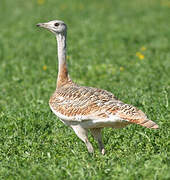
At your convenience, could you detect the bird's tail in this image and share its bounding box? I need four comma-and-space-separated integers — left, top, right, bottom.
116, 106, 159, 129
138, 119, 159, 129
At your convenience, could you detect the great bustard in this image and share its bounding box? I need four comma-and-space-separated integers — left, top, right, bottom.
37, 20, 158, 154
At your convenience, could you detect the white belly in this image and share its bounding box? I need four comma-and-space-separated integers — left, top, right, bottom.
50, 104, 130, 129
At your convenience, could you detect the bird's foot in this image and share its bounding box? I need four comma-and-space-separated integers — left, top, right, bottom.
101, 148, 105, 155
87, 145, 94, 154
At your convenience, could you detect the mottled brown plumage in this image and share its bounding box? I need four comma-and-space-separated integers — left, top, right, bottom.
49, 84, 158, 129
37, 20, 159, 154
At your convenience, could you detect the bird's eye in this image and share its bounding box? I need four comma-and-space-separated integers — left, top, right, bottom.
54, 23, 59, 27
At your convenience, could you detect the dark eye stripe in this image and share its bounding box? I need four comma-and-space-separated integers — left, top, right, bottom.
54, 23, 59, 26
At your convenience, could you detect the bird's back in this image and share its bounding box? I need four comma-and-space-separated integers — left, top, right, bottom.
49, 84, 117, 120
49, 84, 158, 129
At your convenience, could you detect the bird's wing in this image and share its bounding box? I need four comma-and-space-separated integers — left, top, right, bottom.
49, 85, 117, 121
49, 85, 158, 128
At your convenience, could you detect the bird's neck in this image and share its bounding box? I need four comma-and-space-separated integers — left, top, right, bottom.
56, 33, 70, 88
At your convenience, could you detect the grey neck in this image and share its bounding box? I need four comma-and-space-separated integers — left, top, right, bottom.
55, 32, 71, 88
56, 32, 67, 74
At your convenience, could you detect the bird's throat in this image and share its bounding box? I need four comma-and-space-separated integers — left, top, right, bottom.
56, 33, 69, 88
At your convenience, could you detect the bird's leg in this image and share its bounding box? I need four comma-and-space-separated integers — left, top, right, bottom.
71, 125, 94, 153
90, 128, 105, 155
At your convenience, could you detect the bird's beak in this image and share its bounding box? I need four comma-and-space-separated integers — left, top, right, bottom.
36, 23, 48, 29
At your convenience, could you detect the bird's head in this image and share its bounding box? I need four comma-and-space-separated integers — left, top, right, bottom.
36, 20, 67, 35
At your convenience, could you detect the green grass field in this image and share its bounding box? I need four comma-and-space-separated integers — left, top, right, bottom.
0, 0, 170, 179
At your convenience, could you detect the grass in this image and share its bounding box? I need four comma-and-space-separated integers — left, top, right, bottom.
0, 0, 170, 179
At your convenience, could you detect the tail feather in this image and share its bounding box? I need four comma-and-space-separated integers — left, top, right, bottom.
116, 107, 159, 129
139, 119, 159, 129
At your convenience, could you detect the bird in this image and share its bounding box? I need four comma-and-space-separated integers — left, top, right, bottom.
36, 20, 159, 154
